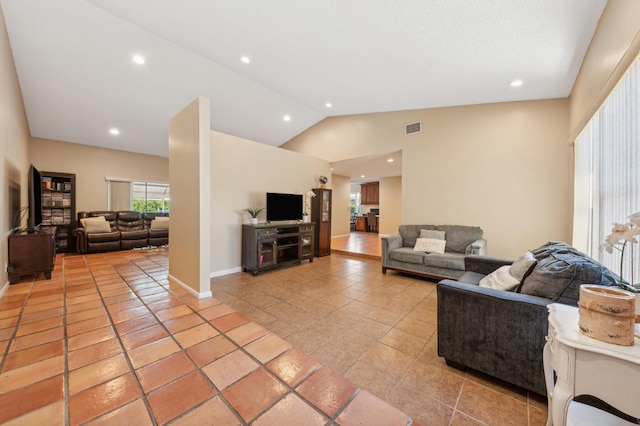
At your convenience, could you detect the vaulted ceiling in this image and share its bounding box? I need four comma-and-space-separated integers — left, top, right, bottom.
2, 0, 606, 160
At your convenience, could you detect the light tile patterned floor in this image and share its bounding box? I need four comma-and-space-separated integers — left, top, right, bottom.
0, 248, 412, 425
0, 241, 549, 425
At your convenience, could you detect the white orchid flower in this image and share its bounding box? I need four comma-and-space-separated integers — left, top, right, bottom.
600, 237, 617, 253
628, 211, 640, 227
609, 223, 639, 244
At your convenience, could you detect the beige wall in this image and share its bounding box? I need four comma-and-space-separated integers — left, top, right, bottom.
379, 176, 402, 236
330, 174, 351, 237
569, 0, 640, 139
1, 4, 30, 294
284, 99, 570, 258
211, 131, 331, 274
168, 97, 211, 298
29, 138, 168, 213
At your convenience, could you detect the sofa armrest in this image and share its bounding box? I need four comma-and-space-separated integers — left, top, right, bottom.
72, 227, 88, 253
381, 234, 403, 267
437, 279, 550, 395
465, 238, 487, 255
464, 254, 514, 275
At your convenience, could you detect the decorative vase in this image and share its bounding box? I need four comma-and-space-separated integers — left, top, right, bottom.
251, 217, 258, 225
303, 215, 310, 223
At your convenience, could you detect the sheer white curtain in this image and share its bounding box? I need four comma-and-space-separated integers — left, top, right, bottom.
573, 55, 640, 283
107, 180, 132, 211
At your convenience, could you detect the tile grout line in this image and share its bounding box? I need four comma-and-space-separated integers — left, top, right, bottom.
62, 255, 70, 426
82, 253, 159, 425
116, 254, 357, 424
0, 278, 35, 375
101, 252, 249, 425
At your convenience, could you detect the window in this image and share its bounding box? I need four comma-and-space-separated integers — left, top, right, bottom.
106, 179, 170, 212
573, 55, 640, 282
133, 182, 170, 212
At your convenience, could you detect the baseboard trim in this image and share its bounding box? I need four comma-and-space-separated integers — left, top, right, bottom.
210, 267, 242, 278
0, 281, 9, 299
167, 273, 212, 299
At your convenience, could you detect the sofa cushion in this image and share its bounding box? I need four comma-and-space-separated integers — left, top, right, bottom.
399, 225, 436, 248
457, 271, 486, 285
87, 231, 121, 243
423, 252, 465, 270
520, 241, 617, 305
435, 225, 483, 253
413, 238, 446, 253
479, 265, 520, 291
389, 247, 426, 265
419, 229, 445, 240
509, 251, 537, 281
150, 218, 170, 229
81, 216, 111, 233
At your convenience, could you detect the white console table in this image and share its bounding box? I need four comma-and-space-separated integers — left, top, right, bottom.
544, 303, 640, 426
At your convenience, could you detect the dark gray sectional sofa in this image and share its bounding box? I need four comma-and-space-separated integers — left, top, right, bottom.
436, 241, 620, 396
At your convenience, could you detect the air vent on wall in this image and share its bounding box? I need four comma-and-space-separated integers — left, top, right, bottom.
405, 121, 421, 135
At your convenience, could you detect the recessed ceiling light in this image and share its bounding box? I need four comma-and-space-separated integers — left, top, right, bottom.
387, 158, 394, 163
325, 102, 332, 108
109, 128, 120, 135
241, 56, 251, 64
132, 55, 145, 65
360, 175, 365, 178
283, 115, 291, 122
510, 79, 523, 87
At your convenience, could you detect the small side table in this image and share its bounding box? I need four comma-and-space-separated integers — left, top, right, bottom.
544, 303, 640, 425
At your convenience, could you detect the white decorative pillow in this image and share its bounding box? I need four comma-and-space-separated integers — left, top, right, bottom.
509, 251, 537, 281
80, 216, 111, 233
419, 229, 445, 240
154, 216, 169, 221
479, 265, 520, 291
150, 218, 169, 229
413, 237, 446, 254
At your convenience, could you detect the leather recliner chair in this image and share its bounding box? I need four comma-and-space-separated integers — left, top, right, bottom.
74, 211, 120, 253
118, 211, 149, 250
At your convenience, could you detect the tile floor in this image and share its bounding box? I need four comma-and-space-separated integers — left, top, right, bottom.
0, 244, 549, 425
0, 248, 412, 425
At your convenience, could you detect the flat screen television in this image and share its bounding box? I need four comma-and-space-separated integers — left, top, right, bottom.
28, 164, 42, 230
266, 192, 303, 222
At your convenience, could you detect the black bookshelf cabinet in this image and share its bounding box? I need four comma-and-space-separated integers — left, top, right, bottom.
39, 171, 76, 252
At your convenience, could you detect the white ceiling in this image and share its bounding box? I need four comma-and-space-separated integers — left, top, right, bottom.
2, 0, 606, 175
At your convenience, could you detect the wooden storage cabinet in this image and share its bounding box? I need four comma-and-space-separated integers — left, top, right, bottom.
360, 182, 379, 205
8, 230, 56, 284
242, 223, 314, 275
40, 171, 76, 252
311, 188, 332, 257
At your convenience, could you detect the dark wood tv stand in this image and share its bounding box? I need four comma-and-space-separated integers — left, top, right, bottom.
8, 229, 56, 284
241, 222, 314, 275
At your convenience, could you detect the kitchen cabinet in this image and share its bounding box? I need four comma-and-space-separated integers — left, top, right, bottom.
360, 182, 379, 205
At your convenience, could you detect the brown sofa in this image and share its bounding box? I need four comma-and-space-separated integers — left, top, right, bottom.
72, 211, 168, 253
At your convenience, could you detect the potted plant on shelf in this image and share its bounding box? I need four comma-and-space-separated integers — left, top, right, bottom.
243, 207, 264, 225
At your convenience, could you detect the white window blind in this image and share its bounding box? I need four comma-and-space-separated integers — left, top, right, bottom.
573, 55, 640, 284
107, 180, 132, 211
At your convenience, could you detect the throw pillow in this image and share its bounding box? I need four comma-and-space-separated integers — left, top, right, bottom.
509, 251, 537, 281
150, 218, 170, 229
419, 229, 445, 240
413, 237, 446, 254
479, 265, 520, 291
80, 216, 111, 233
154, 216, 169, 221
